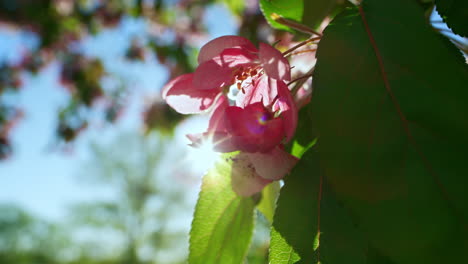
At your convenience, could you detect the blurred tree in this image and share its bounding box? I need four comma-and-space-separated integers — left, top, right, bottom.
69, 131, 191, 264
0, 204, 69, 264
0, 0, 239, 158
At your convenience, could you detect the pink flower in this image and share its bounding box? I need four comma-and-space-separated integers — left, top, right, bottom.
188, 81, 298, 196
162, 35, 291, 113
189, 80, 297, 154
162, 35, 299, 196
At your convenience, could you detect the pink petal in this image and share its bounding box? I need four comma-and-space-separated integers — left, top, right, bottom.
187, 131, 237, 153
193, 60, 233, 90
230, 153, 272, 197
162, 74, 220, 114
207, 96, 229, 132
210, 132, 237, 153
217, 47, 258, 67
236, 75, 278, 108
198, 35, 257, 64
246, 146, 298, 181
259, 43, 291, 81
194, 48, 257, 90
295, 84, 312, 109
225, 103, 285, 153
273, 80, 298, 141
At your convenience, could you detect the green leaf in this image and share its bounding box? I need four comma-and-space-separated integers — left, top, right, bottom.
302, 0, 347, 30
259, 0, 304, 32
436, 0, 468, 37
189, 154, 256, 264
270, 228, 300, 264
271, 149, 368, 264
308, 0, 468, 262
257, 181, 280, 223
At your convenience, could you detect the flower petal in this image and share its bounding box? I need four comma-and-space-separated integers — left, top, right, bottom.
230, 153, 272, 197
273, 80, 298, 141
198, 35, 257, 64
225, 103, 285, 153
207, 95, 229, 132
194, 48, 257, 90
245, 146, 298, 181
193, 59, 233, 90
187, 131, 237, 153
236, 76, 278, 107
259, 43, 291, 81
162, 74, 219, 114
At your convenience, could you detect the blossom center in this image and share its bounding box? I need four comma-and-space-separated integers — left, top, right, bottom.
232, 66, 262, 94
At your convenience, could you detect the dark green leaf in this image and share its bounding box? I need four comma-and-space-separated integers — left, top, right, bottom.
189, 154, 256, 264
259, 0, 304, 32
302, 0, 347, 30
271, 149, 368, 264
436, 0, 468, 37
309, 0, 468, 262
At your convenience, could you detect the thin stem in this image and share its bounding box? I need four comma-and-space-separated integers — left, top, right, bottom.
286, 48, 317, 57
288, 72, 314, 86
289, 66, 315, 97
282, 37, 321, 56
271, 13, 322, 37
272, 39, 282, 47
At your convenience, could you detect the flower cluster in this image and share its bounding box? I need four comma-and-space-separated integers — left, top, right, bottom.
162, 36, 299, 196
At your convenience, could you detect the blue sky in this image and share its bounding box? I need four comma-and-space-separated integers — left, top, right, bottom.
0, 3, 237, 221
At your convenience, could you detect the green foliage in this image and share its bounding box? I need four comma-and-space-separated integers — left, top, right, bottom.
302, 0, 347, 30
271, 150, 368, 264
269, 228, 300, 264
257, 181, 280, 223
436, 0, 468, 37
270, 0, 468, 263
189, 154, 256, 264
259, 0, 304, 31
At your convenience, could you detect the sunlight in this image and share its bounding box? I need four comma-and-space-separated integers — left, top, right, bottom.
186, 140, 220, 175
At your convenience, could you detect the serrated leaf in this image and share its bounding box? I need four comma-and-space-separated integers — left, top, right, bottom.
259, 0, 304, 32
436, 0, 468, 37
309, 0, 468, 262
270, 228, 300, 264
189, 154, 255, 264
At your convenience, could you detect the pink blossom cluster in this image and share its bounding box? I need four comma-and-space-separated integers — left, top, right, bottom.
162, 36, 299, 196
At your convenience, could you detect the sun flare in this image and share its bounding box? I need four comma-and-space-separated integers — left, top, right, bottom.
186, 141, 220, 174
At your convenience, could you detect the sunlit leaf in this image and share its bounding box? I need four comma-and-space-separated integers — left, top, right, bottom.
270, 228, 300, 264
257, 181, 280, 223
259, 0, 303, 32
189, 154, 256, 264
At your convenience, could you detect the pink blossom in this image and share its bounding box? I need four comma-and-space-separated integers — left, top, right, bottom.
162, 35, 291, 113
188, 80, 297, 154
187, 81, 298, 196
162, 35, 299, 196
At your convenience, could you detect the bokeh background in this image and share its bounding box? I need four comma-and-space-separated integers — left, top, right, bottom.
0, 1, 465, 264
0, 1, 273, 263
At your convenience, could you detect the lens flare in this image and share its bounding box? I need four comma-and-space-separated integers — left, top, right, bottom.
186, 140, 220, 174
